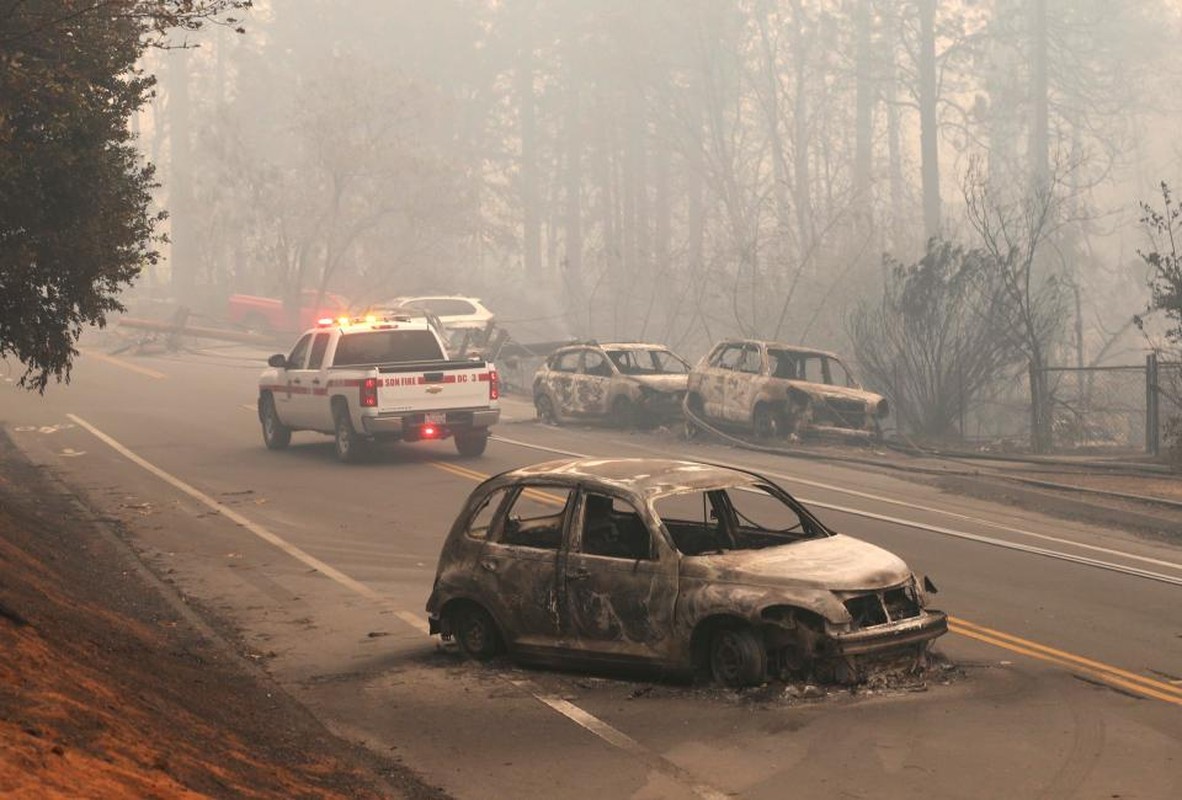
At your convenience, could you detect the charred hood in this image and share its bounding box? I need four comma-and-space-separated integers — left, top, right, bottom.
680, 534, 911, 591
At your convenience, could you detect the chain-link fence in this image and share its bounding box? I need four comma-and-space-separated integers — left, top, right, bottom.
948, 357, 1179, 456
1043, 365, 1147, 452
1151, 359, 1182, 459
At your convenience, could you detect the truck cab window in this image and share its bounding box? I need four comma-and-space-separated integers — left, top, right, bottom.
307, 333, 330, 370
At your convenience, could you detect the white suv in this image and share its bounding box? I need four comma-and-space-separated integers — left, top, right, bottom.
379, 296, 494, 331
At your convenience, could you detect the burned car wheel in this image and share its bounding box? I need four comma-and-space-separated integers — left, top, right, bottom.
709, 626, 767, 687
611, 397, 637, 429
753, 404, 781, 440
683, 394, 706, 439
534, 393, 561, 425
451, 604, 502, 660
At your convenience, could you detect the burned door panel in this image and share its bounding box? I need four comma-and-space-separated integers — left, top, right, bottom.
473, 484, 573, 651
547, 349, 582, 416
723, 344, 764, 425
561, 492, 679, 661
566, 350, 612, 417
702, 344, 741, 420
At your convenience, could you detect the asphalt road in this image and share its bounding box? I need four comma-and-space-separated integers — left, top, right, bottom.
3, 342, 1180, 800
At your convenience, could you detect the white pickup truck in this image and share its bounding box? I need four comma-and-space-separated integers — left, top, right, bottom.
257, 316, 500, 462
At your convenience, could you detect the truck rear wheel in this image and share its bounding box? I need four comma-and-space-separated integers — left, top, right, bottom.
333, 405, 367, 463
454, 429, 488, 457
260, 395, 291, 450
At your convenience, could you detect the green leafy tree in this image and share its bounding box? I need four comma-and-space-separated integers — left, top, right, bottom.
0, 1, 248, 392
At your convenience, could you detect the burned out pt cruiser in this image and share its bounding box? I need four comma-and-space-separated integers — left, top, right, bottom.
426, 458, 946, 686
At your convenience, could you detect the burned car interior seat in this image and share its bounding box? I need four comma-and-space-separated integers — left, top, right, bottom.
582, 494, 649, 560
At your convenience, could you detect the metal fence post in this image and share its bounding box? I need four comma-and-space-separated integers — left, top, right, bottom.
1146, 353, 1159, 455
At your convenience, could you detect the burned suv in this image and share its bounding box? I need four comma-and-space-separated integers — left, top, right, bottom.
685, 339, 889, 439
426, 458, 947, 686
533, 342, 690, 428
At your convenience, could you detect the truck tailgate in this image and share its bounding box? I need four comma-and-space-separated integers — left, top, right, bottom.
376, 360, 494, 412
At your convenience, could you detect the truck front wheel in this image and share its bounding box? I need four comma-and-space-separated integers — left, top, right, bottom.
260, 395, 291, 450
333, 405, 367, 463
454, 429, 489, 457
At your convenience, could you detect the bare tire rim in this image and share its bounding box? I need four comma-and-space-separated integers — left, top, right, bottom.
712, 632, 745, 683
754, 408, 778, 439
461, 618, 488, 653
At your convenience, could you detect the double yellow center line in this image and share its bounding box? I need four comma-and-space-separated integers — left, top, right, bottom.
431, 459, 1182, 707
949, 617, 1182, 706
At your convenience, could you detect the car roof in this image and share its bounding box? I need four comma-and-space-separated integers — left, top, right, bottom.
387, 295, 483, 304
598, 342, 672, 350
555, 341, 671, 352
500, 458, 761, 499
715, 339, 842, 360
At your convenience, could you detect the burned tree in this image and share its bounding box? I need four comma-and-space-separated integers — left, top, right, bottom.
1138, 181, 1182, 467
848, 239, 1021, 440
962, 157, 1071, 453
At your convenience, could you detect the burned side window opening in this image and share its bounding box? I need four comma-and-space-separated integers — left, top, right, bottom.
464, 486, 513, 541
654, 484, 827, 556
496, 485, 573, 551
552, 351, 581, 372
606, 348, 689, 376
578, 493, 653, 560
801, 356, 825, 384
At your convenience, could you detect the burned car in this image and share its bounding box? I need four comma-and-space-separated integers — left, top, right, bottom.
533, 342, 690, 428
426, 458, 946, 686
685, 339, 889, 440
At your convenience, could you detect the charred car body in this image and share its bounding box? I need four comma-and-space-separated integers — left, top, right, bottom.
685, 339, 889, 440
533, 342, 691, 428
426, 458, 946, 686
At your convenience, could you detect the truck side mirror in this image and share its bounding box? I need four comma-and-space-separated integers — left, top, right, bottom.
267, 354, 287, 369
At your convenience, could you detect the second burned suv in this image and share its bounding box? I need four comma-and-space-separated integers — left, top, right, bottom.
685, 339, 889, 440
533, 342, 691, 428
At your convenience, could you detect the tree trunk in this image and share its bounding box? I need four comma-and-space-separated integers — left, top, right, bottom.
756, 5, 792, 243
518, 48, 541, 278
1028, 357, 1052, 453
918, 0, 941, 240
563, 79, 584, 322
788, 0, 812, 263
1029, 0, 1049, 191
853, 0, 874, 235
167, 48, 196, 297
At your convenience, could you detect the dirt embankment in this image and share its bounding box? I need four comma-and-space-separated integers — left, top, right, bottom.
0, 433, 419, 799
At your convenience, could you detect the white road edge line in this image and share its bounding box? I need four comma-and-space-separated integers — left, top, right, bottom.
490, 433, 1182, 583
506, 679, 731, 800
67, 413, 727, 800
